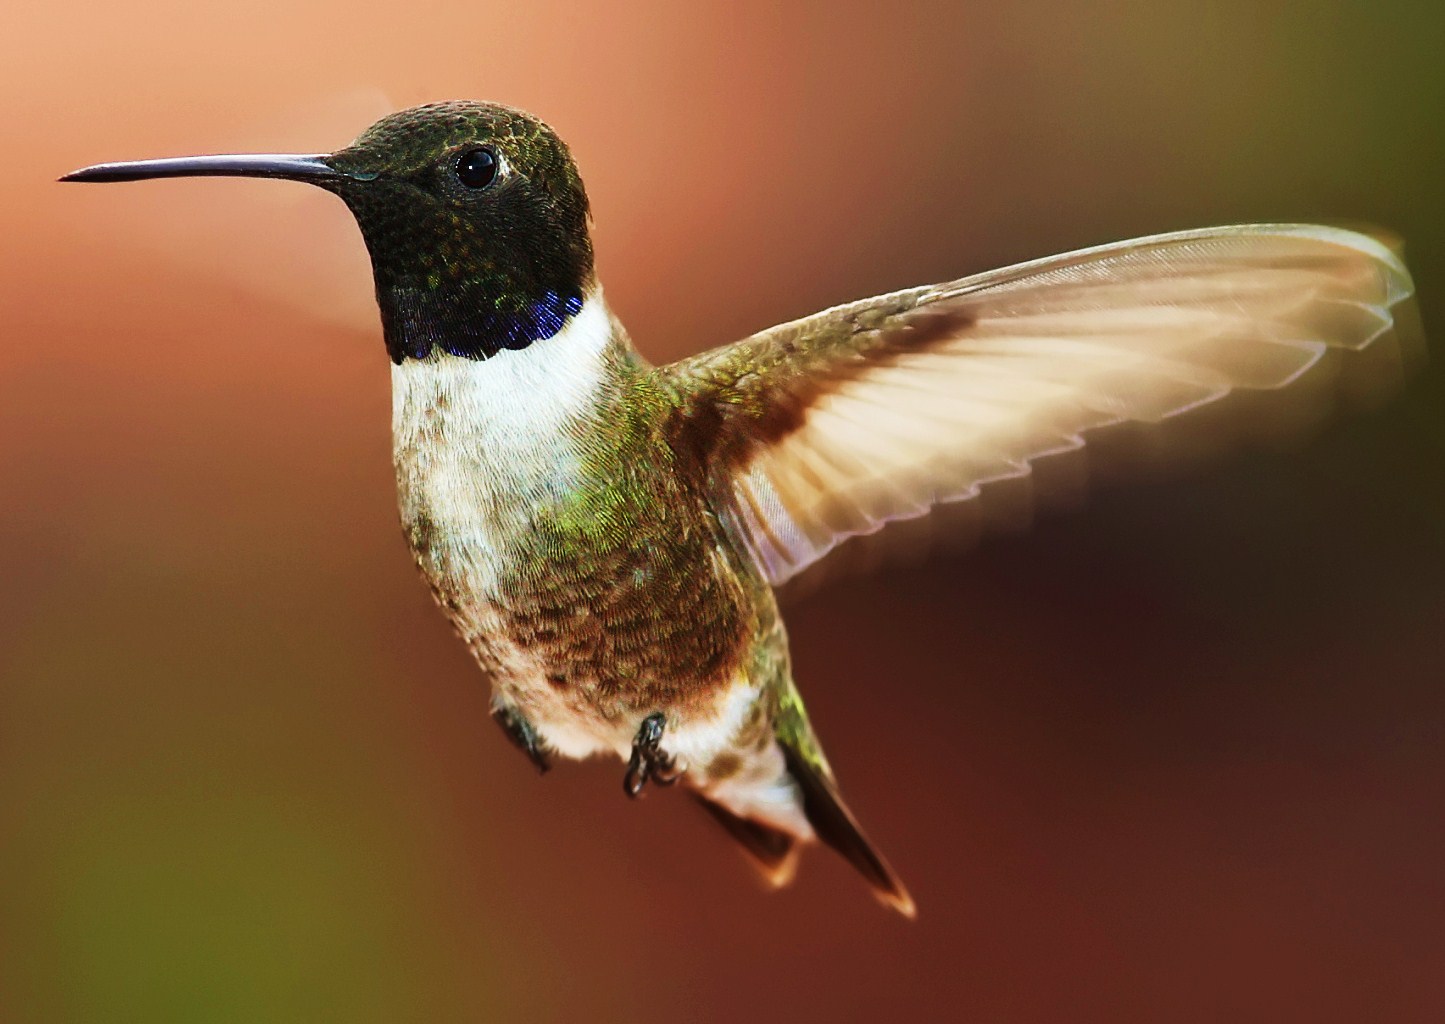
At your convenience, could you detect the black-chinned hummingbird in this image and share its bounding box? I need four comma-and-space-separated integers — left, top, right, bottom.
63, 101, 1421, 917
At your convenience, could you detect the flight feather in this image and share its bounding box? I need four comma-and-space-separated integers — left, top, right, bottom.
661, 224, 1419, 585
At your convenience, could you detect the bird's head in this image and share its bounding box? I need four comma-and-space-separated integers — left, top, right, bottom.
63, 101, 596, 362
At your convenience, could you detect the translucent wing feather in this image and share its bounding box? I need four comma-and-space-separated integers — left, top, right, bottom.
659, 225, 1421, 586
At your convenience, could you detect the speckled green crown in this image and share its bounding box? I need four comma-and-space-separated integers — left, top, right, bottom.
326, 101, 595, 362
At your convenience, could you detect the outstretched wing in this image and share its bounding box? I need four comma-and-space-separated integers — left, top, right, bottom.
659, 225, 1420, 586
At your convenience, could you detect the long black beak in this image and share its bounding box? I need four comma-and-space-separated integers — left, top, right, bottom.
59, 153, 344, 184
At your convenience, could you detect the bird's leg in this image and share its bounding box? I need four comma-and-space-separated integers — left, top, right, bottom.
624, 712, 679, 797
491, 703, 551, 774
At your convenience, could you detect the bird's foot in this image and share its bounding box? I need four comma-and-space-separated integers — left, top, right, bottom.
492, 704, 551, 775
624, 712, 679, 797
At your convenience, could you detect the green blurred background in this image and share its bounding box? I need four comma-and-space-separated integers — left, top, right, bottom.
3, 1, 1443, 1021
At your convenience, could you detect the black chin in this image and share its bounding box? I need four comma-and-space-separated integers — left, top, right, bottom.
380, 285, 586, 363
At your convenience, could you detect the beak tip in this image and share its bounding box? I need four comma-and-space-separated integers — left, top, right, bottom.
56, 163, 153, 184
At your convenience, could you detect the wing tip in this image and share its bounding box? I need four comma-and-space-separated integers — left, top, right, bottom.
881, 887, 919, 920
1216, 222, 1415, 305
692, 790, 804, 889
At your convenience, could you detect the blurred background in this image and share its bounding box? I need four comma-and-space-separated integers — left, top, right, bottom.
3, 1, 1443, 1020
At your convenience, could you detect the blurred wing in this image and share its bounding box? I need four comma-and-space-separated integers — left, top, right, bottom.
660, 224, 1421, 587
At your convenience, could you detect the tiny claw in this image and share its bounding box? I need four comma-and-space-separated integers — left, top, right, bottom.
623, 712, 676, 798
492, 704, 551, 775
650, 760, 681, 786
623, 759, 648, 798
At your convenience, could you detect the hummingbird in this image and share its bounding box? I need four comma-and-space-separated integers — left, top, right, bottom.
63, 100, 1420, 918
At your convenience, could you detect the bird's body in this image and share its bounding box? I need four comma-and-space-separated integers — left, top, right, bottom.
391, 293, 780, 776
389, 288, 852, 875
63, 100, 1423, 918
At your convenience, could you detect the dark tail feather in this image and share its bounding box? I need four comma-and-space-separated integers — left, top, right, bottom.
780, 743, 917, 919
692, 792, 801, 888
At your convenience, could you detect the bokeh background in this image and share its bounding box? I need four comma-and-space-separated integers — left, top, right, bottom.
3, 1, 1443, 1021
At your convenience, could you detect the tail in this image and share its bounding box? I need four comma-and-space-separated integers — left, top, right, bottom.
692, 703, 915, 918
778, 740, 916, 919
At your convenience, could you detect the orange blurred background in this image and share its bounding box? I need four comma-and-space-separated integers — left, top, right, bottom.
3, 1, 1443, 1021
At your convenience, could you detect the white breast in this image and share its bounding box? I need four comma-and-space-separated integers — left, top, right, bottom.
389, 292, 615, 597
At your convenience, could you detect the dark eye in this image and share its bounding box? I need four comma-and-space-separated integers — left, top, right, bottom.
455, 147, 498, 189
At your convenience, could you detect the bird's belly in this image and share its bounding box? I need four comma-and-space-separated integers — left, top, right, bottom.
415, 526, 762, 763
395, 463, 760, 765
397, 498, 624, 756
